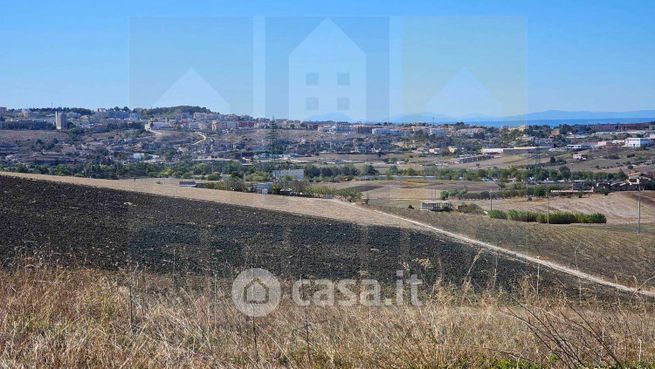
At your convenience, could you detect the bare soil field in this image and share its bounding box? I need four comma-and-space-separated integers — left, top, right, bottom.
2, 172, 649, 297
2, 172, 416, 229
0, 174, 594, 295
446, 153, 542, 169
294, 152, 400, 164
593, 222, 655, 235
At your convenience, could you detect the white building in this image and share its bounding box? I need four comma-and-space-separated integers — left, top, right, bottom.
254, 182, 274, 194
0, 107, 6, 115
625, 137, 652, 148
151, 121, 172, 129
566, 143, 592, 151
429, 127, 447, 136
371, 128, 401, 136
55, 111, 68, 130
481, 148, 504, 155
211, 120, 237, 131
272, 169, 305, 181
420, 201, 452, 212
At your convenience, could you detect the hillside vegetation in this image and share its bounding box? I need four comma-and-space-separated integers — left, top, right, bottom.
1, 266, 654, 368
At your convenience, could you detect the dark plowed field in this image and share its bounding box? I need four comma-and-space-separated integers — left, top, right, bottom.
0, 176, 608, 296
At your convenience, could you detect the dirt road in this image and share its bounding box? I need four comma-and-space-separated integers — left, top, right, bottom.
370, 209, 655, 298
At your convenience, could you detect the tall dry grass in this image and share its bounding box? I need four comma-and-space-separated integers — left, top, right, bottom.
1, 262, 654, 368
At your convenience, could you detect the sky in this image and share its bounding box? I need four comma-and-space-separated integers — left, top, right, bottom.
0, 0, 654, 120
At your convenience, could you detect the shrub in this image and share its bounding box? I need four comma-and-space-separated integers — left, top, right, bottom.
525, 211, 539, 222
457, 203, 484, 214
547, 211, 578, 224
334, 188, 362, 203
589, 213, 607, 223
575, 213, 607, 224
507, 210, 539, 222
488, 210, 507, 219
501, 209, 607, 224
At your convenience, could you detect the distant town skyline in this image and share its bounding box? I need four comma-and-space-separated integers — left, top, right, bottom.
1, 0, 654, 119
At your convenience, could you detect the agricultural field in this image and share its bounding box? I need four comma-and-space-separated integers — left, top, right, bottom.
2, 172, 416, 229
328, 177, 655, 225
2, 174, 655, 367
326, 179, 498, 208
466, 191, 655, 224
0, 174, 590, 294
373, 206, 655, 292
446, 152, 547, 169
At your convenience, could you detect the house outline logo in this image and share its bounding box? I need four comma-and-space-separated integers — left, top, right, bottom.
153, 67, 232, 113
243, 276, 270, 304
232, 268, 281, 317
288, 18, 367, 122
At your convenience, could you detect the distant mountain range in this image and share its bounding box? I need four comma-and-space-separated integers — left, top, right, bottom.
390, 110, 655, 125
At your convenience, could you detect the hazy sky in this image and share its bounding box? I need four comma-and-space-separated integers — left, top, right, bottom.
0, 0, 653, 119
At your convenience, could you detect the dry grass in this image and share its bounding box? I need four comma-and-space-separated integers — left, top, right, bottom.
2, 262, 655, 368
467, 191, 655, 225
375, 206, 655, 293
0, 129, 67, 144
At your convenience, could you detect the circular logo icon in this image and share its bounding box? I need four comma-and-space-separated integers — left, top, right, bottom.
231, 268, 281, 317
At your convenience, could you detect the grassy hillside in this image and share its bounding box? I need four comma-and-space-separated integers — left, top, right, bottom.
1, 266, 654, 368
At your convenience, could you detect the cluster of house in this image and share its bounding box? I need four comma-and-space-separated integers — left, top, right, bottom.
595, 173, 654, 192
470, 136, 653, 163
0, 108, 145, 131
0, 127, 177, 166
549, 173, 655, 194
178, 168, 306, 196
252, 169, 306, 194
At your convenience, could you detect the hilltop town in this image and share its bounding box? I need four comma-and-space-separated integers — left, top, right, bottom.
2, 106, 654, 183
